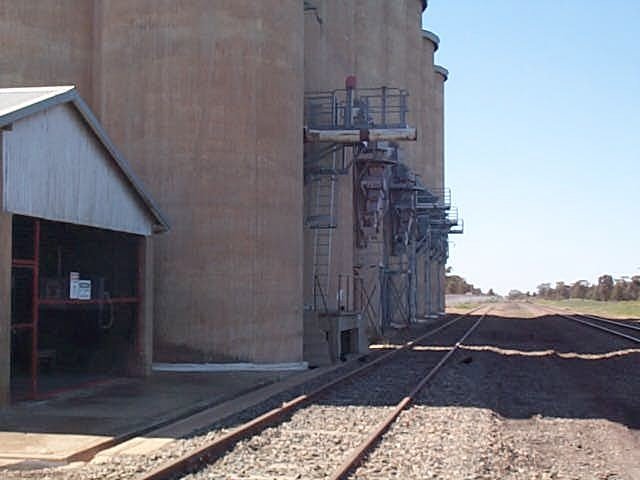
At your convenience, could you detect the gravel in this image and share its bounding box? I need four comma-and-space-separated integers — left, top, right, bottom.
6, 304, 636, 480
349, 305, 640, 479
181, 316, 477, 479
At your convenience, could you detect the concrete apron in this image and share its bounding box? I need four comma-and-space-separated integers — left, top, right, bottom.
0, 363, 351, 469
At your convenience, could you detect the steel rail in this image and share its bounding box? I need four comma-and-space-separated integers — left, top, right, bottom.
537, 305, 640, 344
136, 306, 485, 480
570, 313, 640, 333
328, 308, 489, 480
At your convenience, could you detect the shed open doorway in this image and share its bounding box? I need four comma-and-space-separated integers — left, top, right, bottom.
11, 215, 144, 400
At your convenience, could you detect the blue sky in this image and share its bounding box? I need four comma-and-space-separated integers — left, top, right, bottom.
422, 1, 640, 295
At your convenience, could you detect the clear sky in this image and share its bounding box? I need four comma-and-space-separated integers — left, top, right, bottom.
422, 1, 640, 295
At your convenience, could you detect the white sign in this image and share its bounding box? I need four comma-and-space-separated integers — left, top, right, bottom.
77, 280, 92, 300
69, 273, 91, 300
69, 272, 80, 299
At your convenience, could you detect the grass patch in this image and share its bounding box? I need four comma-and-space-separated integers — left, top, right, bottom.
448, 302, 484, 310
535, 299, 640, 319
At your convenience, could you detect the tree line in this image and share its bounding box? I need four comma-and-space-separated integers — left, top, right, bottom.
445, 273, 495, 296
535, 275, 640, 301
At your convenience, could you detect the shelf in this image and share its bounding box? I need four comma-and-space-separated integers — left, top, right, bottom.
12, 259, 36, 268
38, 297, 139, 306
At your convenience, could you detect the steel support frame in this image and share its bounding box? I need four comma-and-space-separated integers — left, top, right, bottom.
10, 219, 41, 398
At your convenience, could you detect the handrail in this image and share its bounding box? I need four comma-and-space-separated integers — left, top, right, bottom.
304, 86, 410, 130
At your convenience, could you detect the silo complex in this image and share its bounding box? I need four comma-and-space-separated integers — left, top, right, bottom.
416, 29, 440, 317
302, 0, 456, 353
0, 0, 456, 374
431, 65, 450, 314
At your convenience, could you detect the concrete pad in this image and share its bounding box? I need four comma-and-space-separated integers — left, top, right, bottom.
0, 360, 359, 464
0, 369, 296, 462
0, 432, 105, 460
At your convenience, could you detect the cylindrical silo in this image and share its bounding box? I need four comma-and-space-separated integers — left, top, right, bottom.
431, 64, 449, 315
304, 0, 429, 329
303, 1, 357, 314
416, 29, 439, 317
94, 1, 305, 363
0, 1, 93, 98
420, 30, 440, 187
351, 0, 425, 174
433, 65, 448, 192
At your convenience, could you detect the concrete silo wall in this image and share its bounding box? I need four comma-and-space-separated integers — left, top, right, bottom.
432, 66, 448, 313
433, 66, 447, 194
303, 1, 357, 312
416, 31, 438, 317
93, 1, 305, 363
0, 1, 93, 97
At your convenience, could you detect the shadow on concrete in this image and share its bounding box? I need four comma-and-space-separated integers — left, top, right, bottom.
0, 371, 289, 440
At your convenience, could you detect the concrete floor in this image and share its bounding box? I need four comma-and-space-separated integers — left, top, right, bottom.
0, 370, 295, 463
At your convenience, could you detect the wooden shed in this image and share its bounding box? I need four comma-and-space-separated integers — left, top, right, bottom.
0, 86, 169, 404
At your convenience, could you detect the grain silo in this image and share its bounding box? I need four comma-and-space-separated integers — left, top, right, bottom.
92, 1, 305, 364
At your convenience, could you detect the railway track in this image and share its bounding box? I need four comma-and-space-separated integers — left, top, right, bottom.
536, 304, 640, 344
135, 307, 490, 480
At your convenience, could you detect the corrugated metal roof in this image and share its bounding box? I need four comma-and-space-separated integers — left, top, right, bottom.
0, 86, 169, 233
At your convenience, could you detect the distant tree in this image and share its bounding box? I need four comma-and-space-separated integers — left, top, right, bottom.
445, 273, 481, 295
611, 279, 627, 301
569, 280, 589, 299
626, 276, 640, 300
487, 288, 496, 297
537, 283, 553, 299
596, 274, 614, 301
555, 281, 570, 300
508, 289, 526, 300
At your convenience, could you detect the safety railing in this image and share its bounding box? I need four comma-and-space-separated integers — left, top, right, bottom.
304, 86, 409, 131
416, 187, 451, 210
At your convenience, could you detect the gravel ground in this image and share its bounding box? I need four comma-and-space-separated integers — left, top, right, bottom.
350, 303, 640, 479
8, 303, 635, 480
181, 315, 479, 479
0, 315, 464, 480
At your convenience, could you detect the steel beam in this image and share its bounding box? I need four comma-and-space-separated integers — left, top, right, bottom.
304, 127, 417, 144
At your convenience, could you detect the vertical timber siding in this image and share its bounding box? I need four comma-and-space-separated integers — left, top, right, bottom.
3, 104, 154, 235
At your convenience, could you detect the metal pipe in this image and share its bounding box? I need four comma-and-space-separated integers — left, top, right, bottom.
31, 219, 40, 398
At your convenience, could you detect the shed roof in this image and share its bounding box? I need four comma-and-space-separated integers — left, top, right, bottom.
0, 86, 169, 232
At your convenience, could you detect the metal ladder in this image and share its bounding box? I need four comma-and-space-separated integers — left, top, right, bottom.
307, 154, 338, 312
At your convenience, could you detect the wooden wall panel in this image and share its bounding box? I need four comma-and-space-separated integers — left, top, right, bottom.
3, 104, 153, 236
